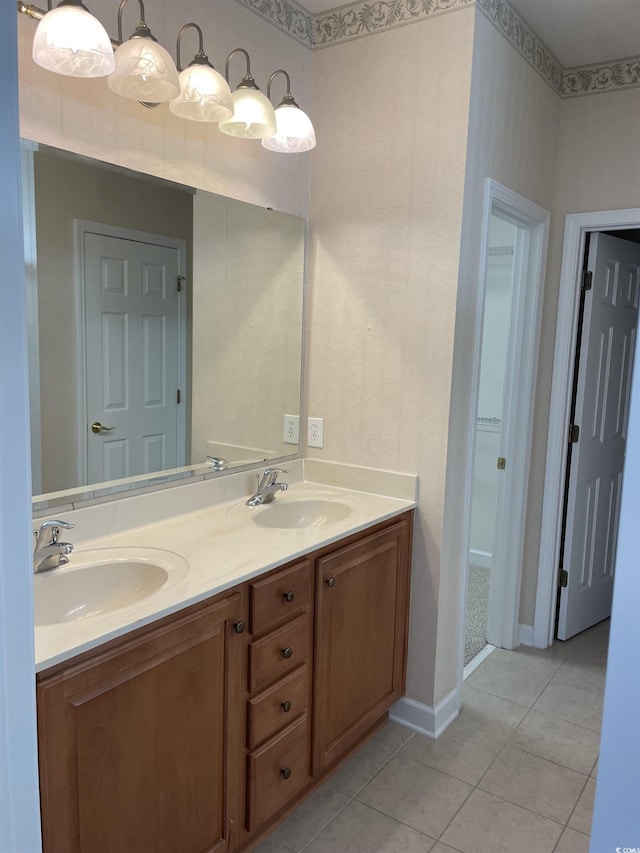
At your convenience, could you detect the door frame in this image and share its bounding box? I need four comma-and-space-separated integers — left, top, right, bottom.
534, 208, 640, 648
462, 179, 550, 661
74, 220, 188, 487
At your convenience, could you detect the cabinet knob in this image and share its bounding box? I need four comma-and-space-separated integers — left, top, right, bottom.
283, 590, 295, 603
281, 700, 292, 713
281, 767, 292, 780
326, 577, 336, 588
233, 621, 245, 634
281, 646, 293, 660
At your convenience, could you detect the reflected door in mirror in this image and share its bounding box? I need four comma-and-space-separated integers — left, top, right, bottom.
83, 229, 185, 483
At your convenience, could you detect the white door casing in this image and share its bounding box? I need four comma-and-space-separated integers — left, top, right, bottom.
78, 224, 186, 486
535, 209, 640, 649
557, 233, 640, 640
459, 179, 549, 678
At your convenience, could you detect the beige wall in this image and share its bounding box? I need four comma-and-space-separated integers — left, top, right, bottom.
307, 10, 475, 708
439, 10, 561, 701
520, 85, 640, 625
33, 150, 193, 493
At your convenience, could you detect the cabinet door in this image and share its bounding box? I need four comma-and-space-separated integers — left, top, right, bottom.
313, 517, 411, 773
37, 593, 244, 853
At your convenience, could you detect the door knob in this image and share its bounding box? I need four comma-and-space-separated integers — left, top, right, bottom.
91, 421, 115, 434
281, 647, 293, 659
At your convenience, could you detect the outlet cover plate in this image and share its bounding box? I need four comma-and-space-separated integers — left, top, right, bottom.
283, 414, 299, 445
308, 417, 324, 448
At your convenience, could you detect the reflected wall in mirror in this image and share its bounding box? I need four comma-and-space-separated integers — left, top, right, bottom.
23, 143, 305, 505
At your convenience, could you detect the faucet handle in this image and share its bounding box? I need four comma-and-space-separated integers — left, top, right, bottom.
37, 518, 75, 544
264, 467, 289, 484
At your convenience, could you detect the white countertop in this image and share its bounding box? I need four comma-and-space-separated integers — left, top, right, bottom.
35, 468, 416, 672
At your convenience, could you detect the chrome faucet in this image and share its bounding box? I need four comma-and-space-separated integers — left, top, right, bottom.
33, 519, 75, 573
246, 468, 289, 506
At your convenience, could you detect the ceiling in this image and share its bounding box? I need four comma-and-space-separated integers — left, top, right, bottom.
301, 0, 640, 68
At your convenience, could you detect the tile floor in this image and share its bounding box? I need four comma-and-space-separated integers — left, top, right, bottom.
256, 620, 608, 853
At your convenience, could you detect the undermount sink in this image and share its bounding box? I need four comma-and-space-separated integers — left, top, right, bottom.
252, 498, 352, 529
34, 548, 188, 626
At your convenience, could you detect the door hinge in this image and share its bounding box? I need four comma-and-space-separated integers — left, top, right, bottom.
581, 270, 593, 292
497, 457, 506, 470
177, 275, 185, 292
559, 568, 568, 588
177, 389, 181, 404
569, 424, 580, 444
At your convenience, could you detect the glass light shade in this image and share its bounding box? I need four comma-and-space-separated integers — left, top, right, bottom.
107, 37, 180, 102
169, 65, 233, 123
32, 5, 115, 78
218, 88, 277, 139
262, 104, 316, 153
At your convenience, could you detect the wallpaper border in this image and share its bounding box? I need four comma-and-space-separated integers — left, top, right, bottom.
313, 0, 474, 49
234, 0, 640, 99
474, 0, 563, 94
562, 56, 640, 98
233, 0, 313, 48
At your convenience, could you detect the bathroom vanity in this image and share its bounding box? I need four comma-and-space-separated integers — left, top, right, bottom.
34, 478, 414, 853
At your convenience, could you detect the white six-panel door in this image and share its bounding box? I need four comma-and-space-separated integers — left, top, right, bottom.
83, 231, 182, 485
558, 233, 640, 640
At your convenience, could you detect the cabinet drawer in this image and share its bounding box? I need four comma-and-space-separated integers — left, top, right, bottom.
247, 715, 311, 831
249, 560, 312, 635
249, 613, 310, 694
247, 665, 309, 750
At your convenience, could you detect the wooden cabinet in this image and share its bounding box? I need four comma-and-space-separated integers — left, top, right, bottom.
245, 560, 314, 833
37, 591, 245, 853
37, 512, 413, 853
313, 517, 412, 773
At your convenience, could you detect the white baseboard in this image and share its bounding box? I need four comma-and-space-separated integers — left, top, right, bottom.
389, 688, 460, 740
469, 549, 492, 570
518, 624, 534, 646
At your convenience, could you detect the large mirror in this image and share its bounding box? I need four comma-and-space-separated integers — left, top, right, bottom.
23, 142, 305, 509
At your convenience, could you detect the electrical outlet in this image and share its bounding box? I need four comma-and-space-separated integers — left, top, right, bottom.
283, 414, 299, 445
307, 417, 324, 448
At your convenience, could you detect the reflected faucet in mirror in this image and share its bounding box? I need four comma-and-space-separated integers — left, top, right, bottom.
33, 519, 74, 572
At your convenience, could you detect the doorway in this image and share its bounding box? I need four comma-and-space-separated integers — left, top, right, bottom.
535, 209, 640, 648
463, 181, 550, 670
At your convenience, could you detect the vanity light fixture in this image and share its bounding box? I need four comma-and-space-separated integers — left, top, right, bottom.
29, 0, 115, 78
218, 48, 277, 140
18, 1, 317, 148
262, 70, 316, 154
169, 23, 233, 123
107, 0, 179, 103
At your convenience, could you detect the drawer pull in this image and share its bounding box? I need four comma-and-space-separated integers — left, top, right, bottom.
326, 577, 336, 588
281, 700, 292, 713
283, 590, 295, 603
281, 647, 293, 660
280, 767, 292, 780
233, 621, 246, 634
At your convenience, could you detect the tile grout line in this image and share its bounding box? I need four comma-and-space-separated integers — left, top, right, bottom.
503, 706, 600, 775
295, 728, 418, 852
